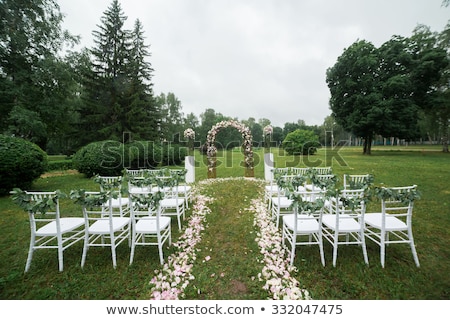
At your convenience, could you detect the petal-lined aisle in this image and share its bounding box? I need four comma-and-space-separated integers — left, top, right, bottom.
148, 178, 310, 300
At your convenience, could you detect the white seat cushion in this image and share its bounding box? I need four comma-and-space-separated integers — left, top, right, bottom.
322, 214, 361, 232
283, 214, 320, 233
271, 196, 293, 208
135, 217, 171, 233
36, 217, 85, 236
365, 213, 407, 231
89, 217, 130, 234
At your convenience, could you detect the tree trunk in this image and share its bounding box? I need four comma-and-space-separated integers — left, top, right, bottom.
363, 135, 372, 155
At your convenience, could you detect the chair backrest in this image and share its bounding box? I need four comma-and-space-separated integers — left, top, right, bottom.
96, 176, 123, 193
292, 189, 326, 226
311, 174, 336, 191
291, 167, 309, 176
293, 189, 326, 206
330, 188, 366, 230
313, 167, 332, 175
380, 185, 417, 228
125, 169, 144, 177
25, 191, 61, 234
81, 191, 115, 227
343, 174, 371, 190
128, 176, 151, 193
129, 190, 164, 229
275, 174, 305, 195
129, 191, 158, 217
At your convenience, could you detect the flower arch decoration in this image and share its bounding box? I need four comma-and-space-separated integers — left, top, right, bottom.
206, 120, 254, 178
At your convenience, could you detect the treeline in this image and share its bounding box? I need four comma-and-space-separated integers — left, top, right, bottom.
0, 0, 449, 155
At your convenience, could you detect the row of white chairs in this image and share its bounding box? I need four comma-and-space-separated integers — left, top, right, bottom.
267, 172, 420, 268
20, 170, 192, 272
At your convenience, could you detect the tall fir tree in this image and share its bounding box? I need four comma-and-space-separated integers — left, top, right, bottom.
126, 19, 159, 142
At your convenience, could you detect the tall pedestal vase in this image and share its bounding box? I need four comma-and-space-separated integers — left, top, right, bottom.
185, 155, 195, 183
264, 152, 274, 181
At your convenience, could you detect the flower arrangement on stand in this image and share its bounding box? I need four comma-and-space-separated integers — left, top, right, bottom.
263, 125, 273, 153
184, 128, 195, 156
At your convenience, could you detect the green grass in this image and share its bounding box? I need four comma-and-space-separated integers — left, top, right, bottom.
0, 146, 449, 299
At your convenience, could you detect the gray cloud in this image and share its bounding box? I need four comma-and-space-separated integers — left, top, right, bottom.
59, 0, 449, 127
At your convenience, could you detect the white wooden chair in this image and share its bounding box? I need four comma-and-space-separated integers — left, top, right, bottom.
128, 191, 171, 265
365, 185, 420, 268
81, 192, 131, 269
154, 176, 185, 231
322, 188, 369, 267
264, 168, 289, 210
282, 190, 326, 266
170, 169, 192, 209
21, 191, 84, 272
271, 174, 297, 228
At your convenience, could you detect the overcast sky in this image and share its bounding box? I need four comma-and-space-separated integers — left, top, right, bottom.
58, 0, 449, 127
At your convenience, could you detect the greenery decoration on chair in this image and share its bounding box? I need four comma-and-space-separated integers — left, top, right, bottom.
369, 185, 421, 204
10, 188, 66, 214
69, 189, 117, 207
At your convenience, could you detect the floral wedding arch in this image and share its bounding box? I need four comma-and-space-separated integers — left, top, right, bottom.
206, 120, 254, 178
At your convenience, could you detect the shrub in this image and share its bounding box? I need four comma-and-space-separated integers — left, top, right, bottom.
281, 129, 321, 155
0, 135, 48, 195
123, 141, 162, 169
72, 140, 123, 177
47, 160, 73, 171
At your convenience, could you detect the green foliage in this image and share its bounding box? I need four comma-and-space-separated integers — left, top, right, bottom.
0, 0, 79, 150
78, 0, 158, 146
10, 188, 66, 214
72, 140, 123, 177
160, 143, 187, 166
281, 129, 320, 155
69, 189, 117, 207
0, 135, 48, 195
326, 34, 448, 154
123, 140, 162, 169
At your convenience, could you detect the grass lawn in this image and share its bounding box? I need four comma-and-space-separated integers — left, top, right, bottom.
0, 146, 449, 299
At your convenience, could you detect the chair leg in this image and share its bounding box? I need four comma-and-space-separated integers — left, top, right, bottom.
361, 232, 369, 265
332, 245, 338, 267
25, 241, 34, 273
158, 242, 164, 265
57, 245, 64, 272
380, 232, 386, 268
409, 239, 420, 267
332, 234, 339, 267
81, 234, 89, 268
111, 241, 117, 269
319, 237, 325, 267
129, 233, 136, 265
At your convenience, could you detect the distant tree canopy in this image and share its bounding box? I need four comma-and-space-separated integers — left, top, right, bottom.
327, 27, 449, 154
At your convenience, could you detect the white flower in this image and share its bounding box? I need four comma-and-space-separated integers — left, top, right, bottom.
263, 125, 273, 135
183, 128, 195, 140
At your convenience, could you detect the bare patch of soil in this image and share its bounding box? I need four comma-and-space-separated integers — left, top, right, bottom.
41, 169, 79, 178
229, 279, 248, 295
